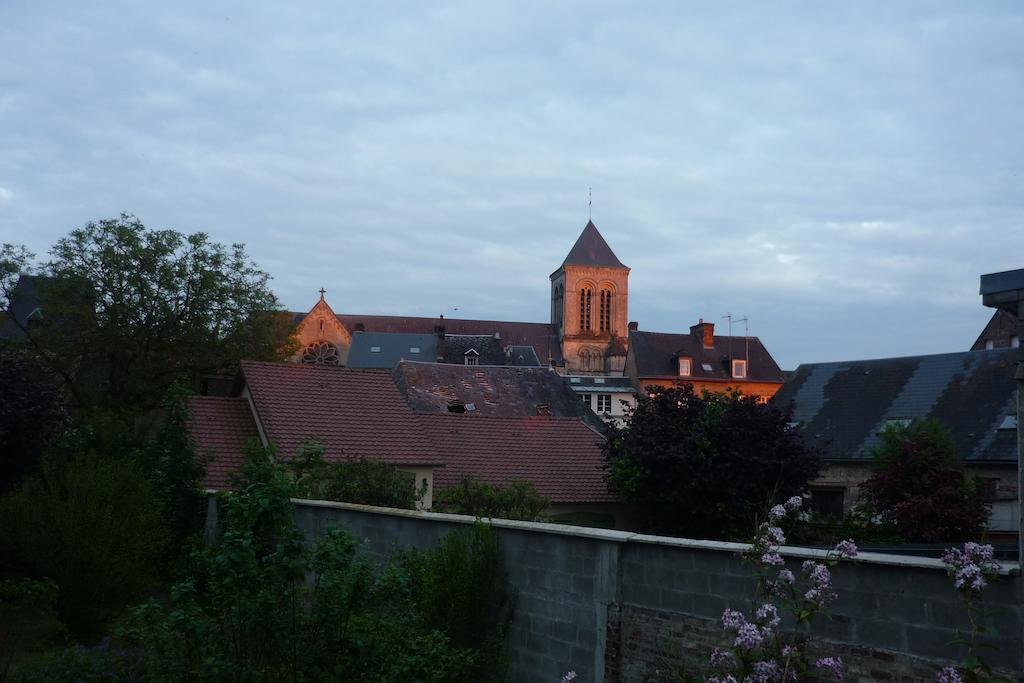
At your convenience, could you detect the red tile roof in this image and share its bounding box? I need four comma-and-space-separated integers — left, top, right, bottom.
187, 396, 261, 490
240, 360, 443, 466
421, 414, 613, 503
230, 361, 614, 504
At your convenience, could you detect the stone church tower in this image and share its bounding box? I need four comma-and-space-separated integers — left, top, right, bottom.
551, 221, 630, 374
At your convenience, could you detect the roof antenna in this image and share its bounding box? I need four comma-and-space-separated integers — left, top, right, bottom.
737, 316, 749, 361
723, 312, 733, 365
588, 186, 592, 221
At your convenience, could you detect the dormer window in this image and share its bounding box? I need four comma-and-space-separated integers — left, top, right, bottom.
678, 357, 691, 376
732, 359, 747, 379
464, 349, 480, 366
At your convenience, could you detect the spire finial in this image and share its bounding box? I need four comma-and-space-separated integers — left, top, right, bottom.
588, 186, 592, 220
318, 287, 326, 300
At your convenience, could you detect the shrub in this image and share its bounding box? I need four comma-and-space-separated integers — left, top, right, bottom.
860, 420, 991, 542
434, 477, 550, 521
0, 455, 166, 638
289, 443, 421, 509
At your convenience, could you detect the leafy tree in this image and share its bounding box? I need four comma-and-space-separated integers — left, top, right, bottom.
434, 477, 551, 522
859, 420, 991, 542
289, 443, 424, 509
0, 346, 65, 491
1, 215, 295, 423
605, 385, 821, 540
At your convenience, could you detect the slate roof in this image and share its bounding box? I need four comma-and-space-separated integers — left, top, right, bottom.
507, 345, 541, 367
347, 331, 438, 368
628, 330, 785, 382
392, 361, 604, 426
565, 375, 637, 393
971, 310, 1020, 351
558, 220, 627, 270
187, 396, 261, 489
421, 414, 613, 503
1, 275, 45, 341
771, 348, 1021, 463
192, 361, 615, 504
441, 334, 507, 365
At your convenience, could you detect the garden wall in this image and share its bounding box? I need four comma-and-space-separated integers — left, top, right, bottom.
286, 499, 1023, 682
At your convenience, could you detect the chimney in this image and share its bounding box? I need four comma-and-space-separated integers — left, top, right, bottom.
435, 316, 446, 362
354, 322, 365, 332
628, 321, 638, 332
690, 318, 714, 348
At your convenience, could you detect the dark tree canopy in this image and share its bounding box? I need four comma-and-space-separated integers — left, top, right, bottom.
859, 420, 991, 543
605, 385, 821, 540
0, 345, 65, 490
2, 215, 296, 419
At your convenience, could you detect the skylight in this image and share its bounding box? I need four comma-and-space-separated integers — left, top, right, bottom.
409, 346, 420, 353
370, 346, 381, 353
701, 362, 713, 372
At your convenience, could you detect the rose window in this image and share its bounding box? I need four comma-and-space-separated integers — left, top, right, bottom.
301, 341, 340, 366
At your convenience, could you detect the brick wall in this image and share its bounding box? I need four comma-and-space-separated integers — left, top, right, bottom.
285, 499, 1023, 683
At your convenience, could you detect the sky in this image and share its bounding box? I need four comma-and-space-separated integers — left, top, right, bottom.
1, 2, 1022, 369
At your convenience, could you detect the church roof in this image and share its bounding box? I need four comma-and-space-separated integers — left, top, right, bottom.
560, 220, 627, 270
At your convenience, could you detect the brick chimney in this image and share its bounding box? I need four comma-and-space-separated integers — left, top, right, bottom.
435, 315, 446, 362
690, 318, 714, 348
628, 321, 638, 332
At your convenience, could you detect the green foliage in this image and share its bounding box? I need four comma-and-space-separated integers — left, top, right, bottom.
0, 579, 69, 676
860, 419, 991, 542
4, 215, 296, 421
785, 508, 904, 547
434, 477, 550, 521
0, 346, 65, 491
290, 443, 421, 509
137, 384, 206, 550
0, 455, 166, 638
97, 448, 512, 682
606, 385, 822, 539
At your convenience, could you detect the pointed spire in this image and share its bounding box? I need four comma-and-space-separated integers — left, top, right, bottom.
561, 220, 626, 268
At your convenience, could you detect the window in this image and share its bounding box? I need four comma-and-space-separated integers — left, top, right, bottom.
579, 287, 593, 331
570, 377, 581, 384
597, 394, 611, 413
732, 359, 747, 379
808, 489, 844, 520
1012, 336, 1020, 348
580, 393, 592, 409
985, 340, 995, 350
369, 345, 381, 353
701, 362, 713, 372
301, 341, 340, 365
599, 288, 612, 332
678, 357, 691, 376
465, 355, 479, 366
594, 377, 605, 384
409, 346, 421, 353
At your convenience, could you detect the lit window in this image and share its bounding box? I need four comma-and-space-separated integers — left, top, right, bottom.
732, 360, 747, 379
597, 394, 612, 413
580, 393, 592, 408
465, 355, 479, 366
678, 357, 691, 376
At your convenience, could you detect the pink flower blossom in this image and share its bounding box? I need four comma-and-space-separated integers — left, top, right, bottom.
815, 656, 844, 679
936, 666, 964, 683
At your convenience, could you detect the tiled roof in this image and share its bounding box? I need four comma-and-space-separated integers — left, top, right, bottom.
770, 348, 1021, 462
971, 310, 1020, 351
420, 414, 613, 503
628, 330, 785, 383
346, 331, 438, 368
187, 396, 261, 489
217, 361, 615, 504
392, 361, 603, 426
559, 220, 627, 269
240, 360, 441, 466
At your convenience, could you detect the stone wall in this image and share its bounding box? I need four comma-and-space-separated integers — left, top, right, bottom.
287, 499, 1023, 683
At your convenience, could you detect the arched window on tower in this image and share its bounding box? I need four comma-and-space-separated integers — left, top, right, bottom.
599, 288, 612, 332
554, 284, 563, 326
579, 286, 593, 332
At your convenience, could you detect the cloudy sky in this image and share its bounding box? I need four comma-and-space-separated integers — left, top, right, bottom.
1, 2, 1022, 369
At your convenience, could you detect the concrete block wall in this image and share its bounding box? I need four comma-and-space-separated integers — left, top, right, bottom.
287, 499, 1023, 683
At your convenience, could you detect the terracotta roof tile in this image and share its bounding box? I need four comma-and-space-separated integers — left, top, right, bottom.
187, 396, 261, 490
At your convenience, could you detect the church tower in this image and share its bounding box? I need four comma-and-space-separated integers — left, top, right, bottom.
551, 220, 630, 374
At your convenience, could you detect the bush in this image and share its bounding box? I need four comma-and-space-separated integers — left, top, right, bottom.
289, 443, 421, 509
0, 455, 166, 638
606, 385, 821, 539
859, 420, 991, 542
434, 477, 550, 521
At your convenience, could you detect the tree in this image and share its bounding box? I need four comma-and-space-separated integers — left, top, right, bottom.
605, 385, 821, 539
434, 477, 550, 522
0, 346, 65, 490
859, 420, 991, 542
2, 215, 296, 422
